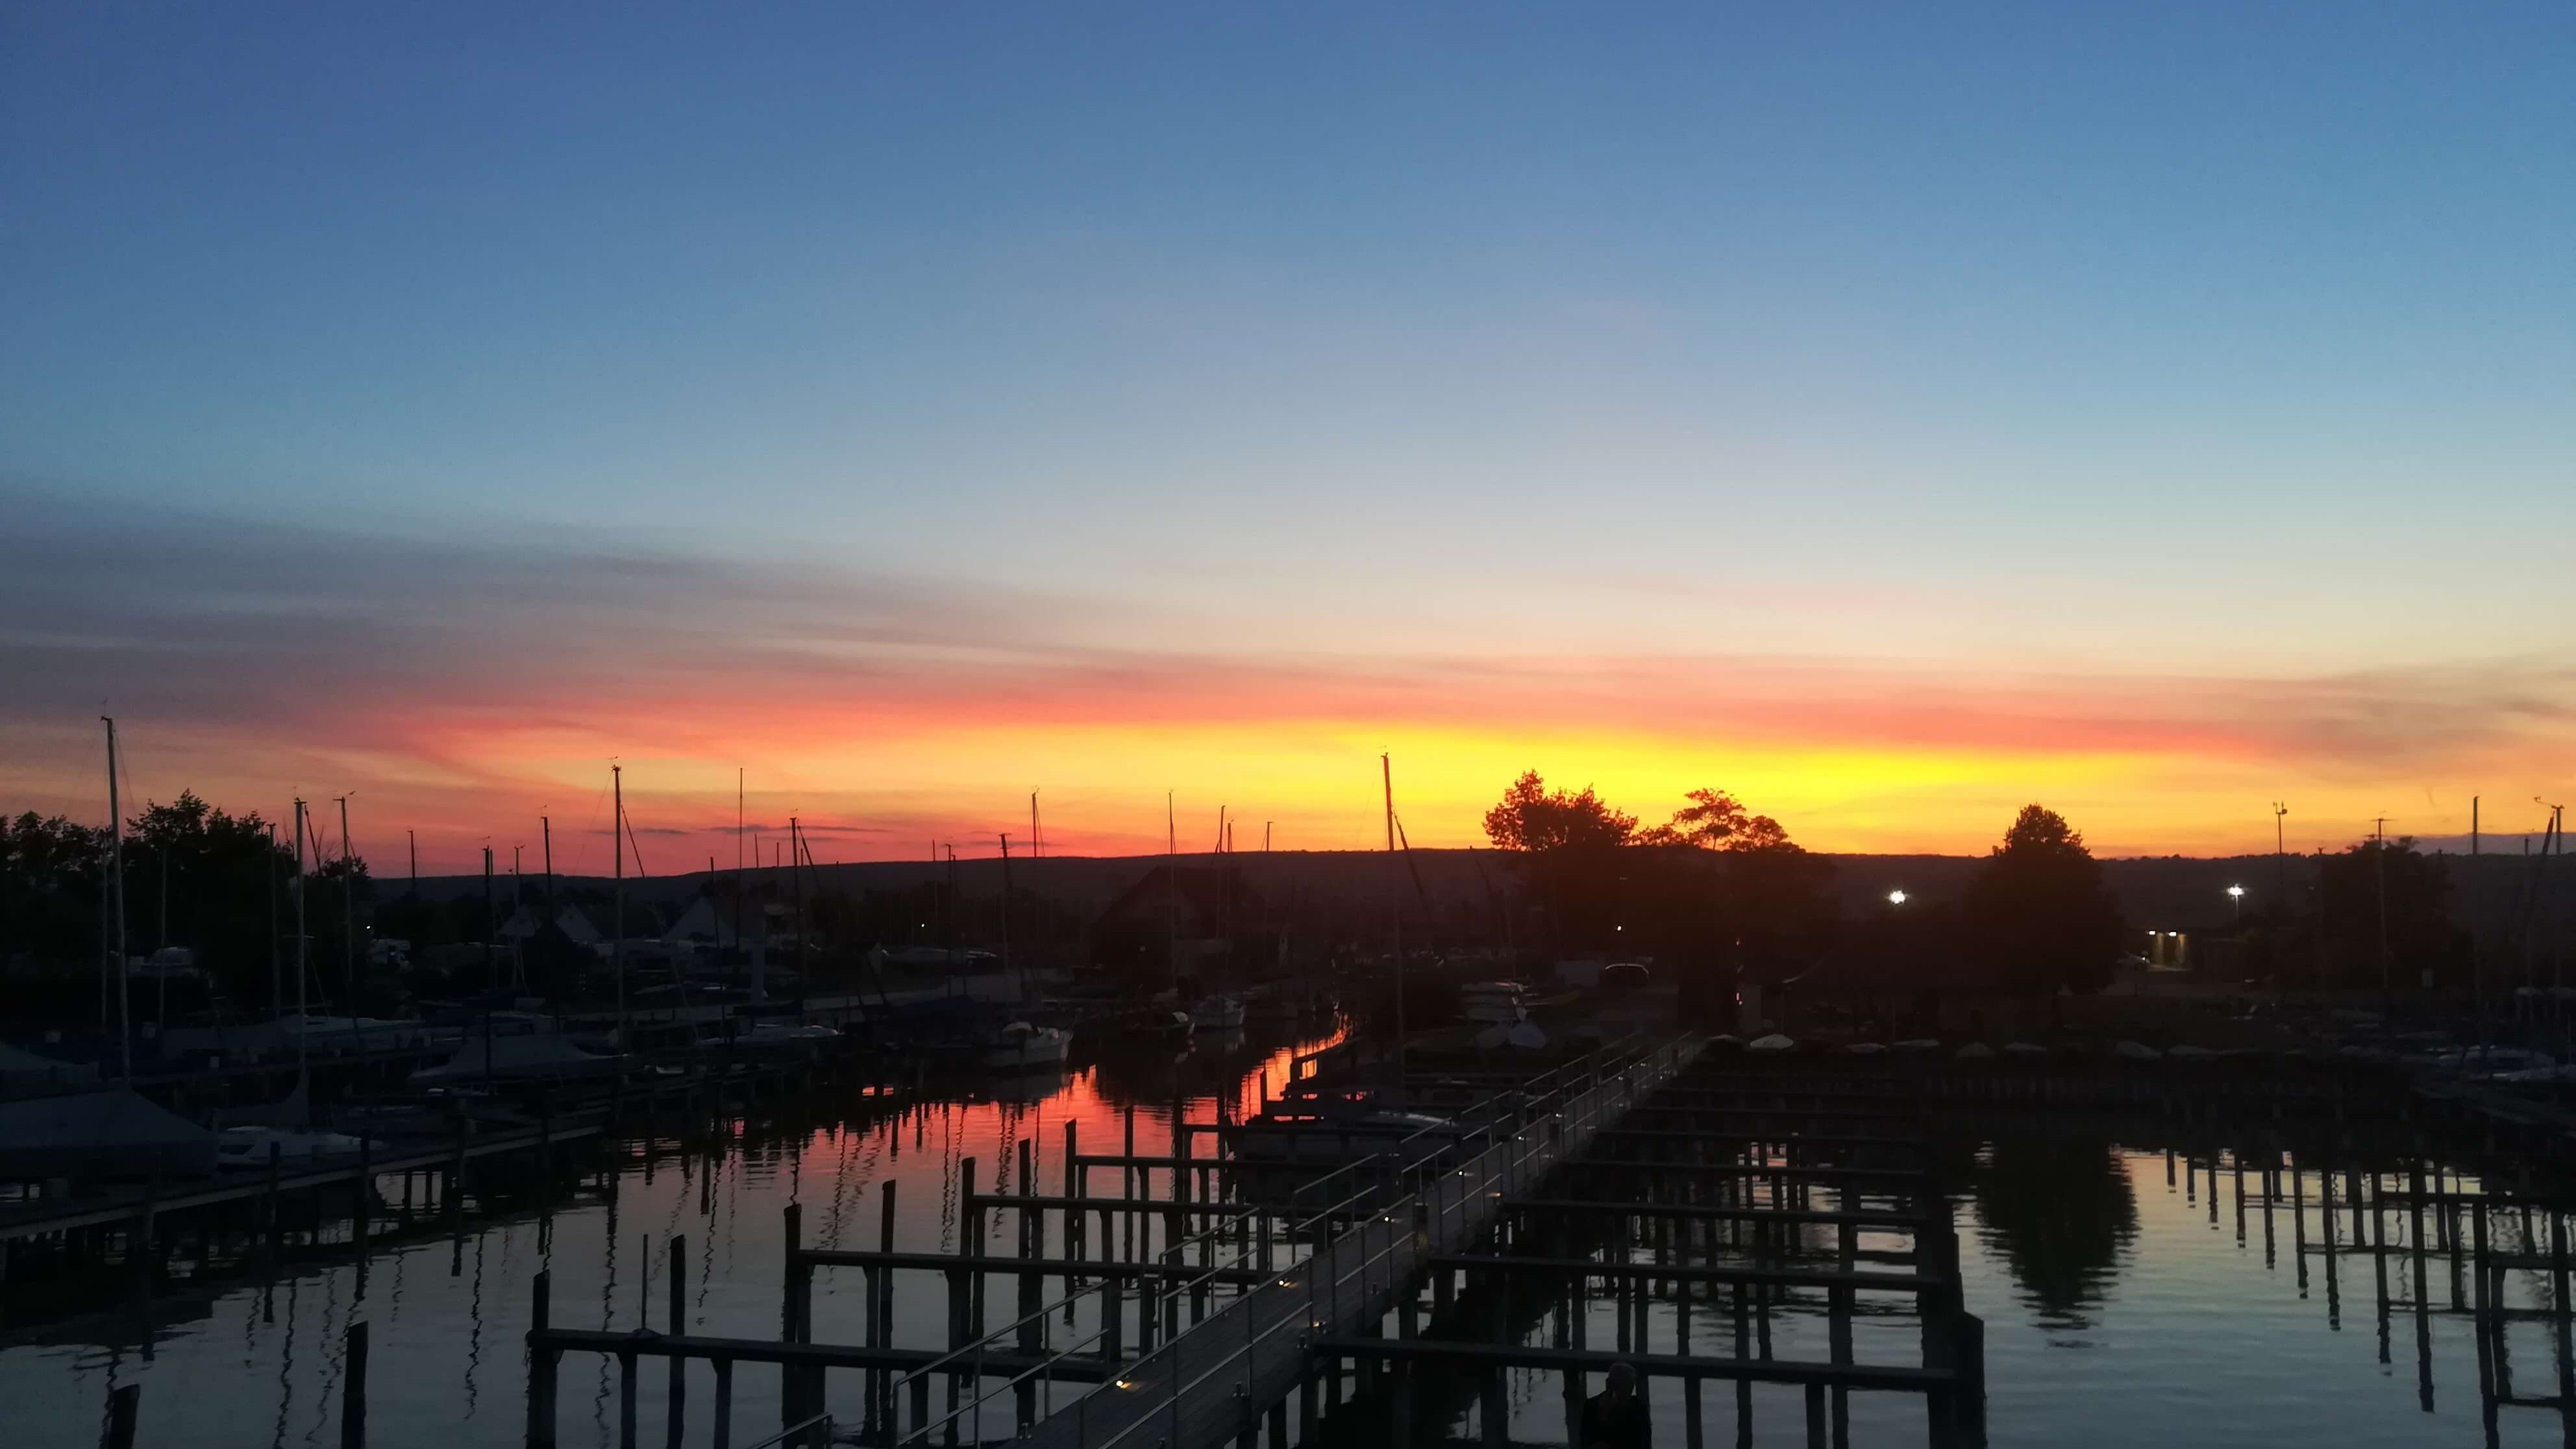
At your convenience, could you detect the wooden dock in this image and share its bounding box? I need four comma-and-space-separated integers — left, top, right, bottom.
509, 1040, 1993, 1449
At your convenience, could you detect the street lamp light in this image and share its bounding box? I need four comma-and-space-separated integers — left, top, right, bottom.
1887, 889, 1907, 906
2226, 884, 2245, 926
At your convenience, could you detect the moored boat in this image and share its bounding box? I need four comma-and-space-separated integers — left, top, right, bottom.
1226, 1084, 1454, 1165
215, 1125, 378, 1168
981, 1021, 1073, 1071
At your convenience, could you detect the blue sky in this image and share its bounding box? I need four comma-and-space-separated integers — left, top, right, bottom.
5, 3, 2573, 860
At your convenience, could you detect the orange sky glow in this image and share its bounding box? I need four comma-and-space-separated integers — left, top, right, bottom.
6, 505, 2568, 874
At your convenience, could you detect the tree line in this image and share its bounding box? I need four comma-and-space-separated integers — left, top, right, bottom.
1480, 771, 2126, 997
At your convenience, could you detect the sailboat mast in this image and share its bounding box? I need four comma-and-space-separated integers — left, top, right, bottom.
102, 716, 131, 1082
293, 797, 308, 1075
791, 816, 808, 1021
1384, 753, 1405, 1088
612, 763, 626, 1047
267, 820, 281, 1021
1165, 791, 1178, 995
734, 769, 746, 980
338, 795, 355, 1006
999, 832, 1016, 997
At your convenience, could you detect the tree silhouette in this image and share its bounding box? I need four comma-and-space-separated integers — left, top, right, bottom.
2315, 836, 2466, 989
1639, 787, 1798, 852
1, 793, 308, 1010
1960, 804, 2125, 996
1, 811, 109, 962
1481, 771, 1638, 852
1481, 773, 1827, 968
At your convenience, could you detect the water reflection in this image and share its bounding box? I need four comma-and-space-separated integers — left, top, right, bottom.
1969, 1137, 2138, 1333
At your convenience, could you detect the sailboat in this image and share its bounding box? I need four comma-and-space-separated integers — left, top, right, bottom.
980, 1020, 1073, 1071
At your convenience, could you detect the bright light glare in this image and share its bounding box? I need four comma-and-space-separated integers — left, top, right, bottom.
2227, 885, 2246, 898
1887, 889, 1908, 906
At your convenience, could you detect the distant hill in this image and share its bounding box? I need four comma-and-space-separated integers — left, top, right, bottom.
394, 847, 2576, 950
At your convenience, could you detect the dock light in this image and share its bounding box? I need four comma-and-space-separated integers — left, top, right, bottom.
1887, 889, 1907, 906
2227, 886, 2245, 899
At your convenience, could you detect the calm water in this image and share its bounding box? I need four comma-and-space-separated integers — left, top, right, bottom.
8, 1043, 2562, 1448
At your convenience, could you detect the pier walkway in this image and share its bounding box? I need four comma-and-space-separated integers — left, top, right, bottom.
1008, 1038, 1702, 1449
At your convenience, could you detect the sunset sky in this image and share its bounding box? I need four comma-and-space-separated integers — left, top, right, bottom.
6, 4, 2572, 873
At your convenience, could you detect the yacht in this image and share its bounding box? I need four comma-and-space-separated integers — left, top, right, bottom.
981, 1021, 1074, 1071
1228, 1084, 1454, 1164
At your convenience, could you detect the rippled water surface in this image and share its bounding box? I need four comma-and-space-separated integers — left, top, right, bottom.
6, 1044, 2562, 1448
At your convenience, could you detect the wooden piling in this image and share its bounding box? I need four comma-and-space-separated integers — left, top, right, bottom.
782, 1204, 808, 1343
712, 1358, 735, 1449
667, 1235, 687, 1447
617, 1347, 639, 1449
100, 1382, 139, 1449
342, 1319, 369, 1449
527, 1270, 558, 1449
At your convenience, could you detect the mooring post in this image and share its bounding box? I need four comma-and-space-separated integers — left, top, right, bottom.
1831, 1220, 1855, 1447
667, 1234, 687, 1447
782, 1204, 807, 1343
2471, 1199, 2498, 1405
1171, 1100, 1191, 1285
2553, 1209, 2575, 1407
1123, 1106, 1139, 1262
861, 1261, 882, 1442
2292, 1161, 2309, 1294
101, 1382, 140, 1449
2261, 1161, 2277, 1267
618, 1348, 639, 1449
451, 1111, 471, 1229
1017, 1138, 1040, 1429
712, 1359, 734, 1449
2233, 1152, 2248, 1241
871, 1180, 897, 1439
265, 1141, 284, 1262
528, 1270, 558, 1449
949, 1158, 978, 1444
127, 1174, 159, 1331
354, 1131, 373, 1265
1955, 1309, 1987, 1444
342, 1319, 369, 1448
1065, 1121, 1083, 1265
2369, 1172, 2392, 1359
966, 1156, 989, 1339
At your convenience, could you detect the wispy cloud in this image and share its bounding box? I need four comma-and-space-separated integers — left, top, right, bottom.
6, 489, 2570, 863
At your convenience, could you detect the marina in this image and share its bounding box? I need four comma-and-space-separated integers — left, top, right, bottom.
13, 1012, 2576, 1448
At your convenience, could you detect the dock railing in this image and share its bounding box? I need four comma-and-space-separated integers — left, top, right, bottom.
883, 1037, 1664, 1449
1017, 1036, 1698, 1449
